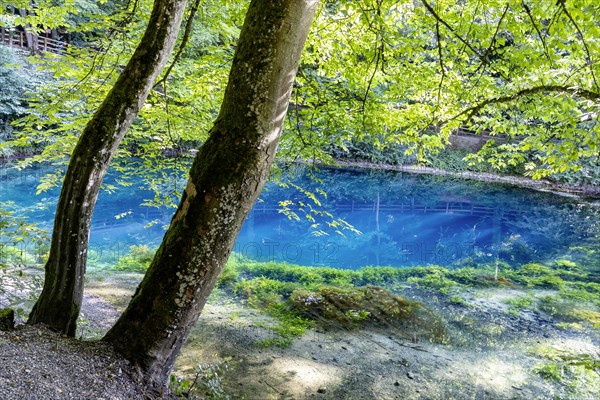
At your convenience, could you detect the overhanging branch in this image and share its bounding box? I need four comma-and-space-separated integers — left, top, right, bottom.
451, 84, 600, 123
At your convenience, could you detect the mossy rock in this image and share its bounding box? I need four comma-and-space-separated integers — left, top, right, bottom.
0, 308, 15, 331
289, 285, 445, 338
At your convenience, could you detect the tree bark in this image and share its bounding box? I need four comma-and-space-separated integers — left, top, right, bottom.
27, 0, 188, 336
104, 0, 319, 389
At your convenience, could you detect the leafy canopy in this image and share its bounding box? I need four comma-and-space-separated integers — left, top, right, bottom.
1, 0, 599, 182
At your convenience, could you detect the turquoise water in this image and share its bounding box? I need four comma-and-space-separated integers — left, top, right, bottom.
1, 163, 598, 269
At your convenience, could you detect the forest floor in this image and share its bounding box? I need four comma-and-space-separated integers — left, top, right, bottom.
78, 271, 599, 400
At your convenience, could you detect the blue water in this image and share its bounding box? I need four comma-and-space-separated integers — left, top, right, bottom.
1, 162, 598, 269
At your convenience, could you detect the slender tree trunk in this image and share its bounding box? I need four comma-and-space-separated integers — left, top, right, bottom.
27, 0, 188, 336
105, 0, 319, 388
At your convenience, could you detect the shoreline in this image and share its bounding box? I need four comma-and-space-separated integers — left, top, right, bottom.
3, 154, 599, 201
328, 159, 600, 201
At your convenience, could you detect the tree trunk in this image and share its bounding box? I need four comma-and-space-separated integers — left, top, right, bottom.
104, 0, 319, 389
27, 0, 188, 336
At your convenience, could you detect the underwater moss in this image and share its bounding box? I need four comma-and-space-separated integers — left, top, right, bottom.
407, 267, 457, 294
531, 346, 600, 395
534, 362, 564, 382
505, 263, 565, 289
236, 262, 361, 287
449, 295, 470, 307
220, 258, 599, 349
570, 309, 600, 329
233, 277, 298, 301
504, 295, 534, 316
560, 282, 600, 304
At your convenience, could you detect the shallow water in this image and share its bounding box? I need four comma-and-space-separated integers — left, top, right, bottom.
0, 162, 597, 269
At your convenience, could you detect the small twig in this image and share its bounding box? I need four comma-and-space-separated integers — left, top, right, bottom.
521, 1, 552, 66
435, 20, 445, 111
154, 0, 202, 89
473, 3, 510, 76
557, 0, 599, 91
259, 379, 282, 394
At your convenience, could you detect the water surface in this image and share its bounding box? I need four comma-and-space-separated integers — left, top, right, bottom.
1, 163, 597, 269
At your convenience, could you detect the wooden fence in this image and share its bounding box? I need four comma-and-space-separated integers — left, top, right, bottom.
0, 27, 67, 55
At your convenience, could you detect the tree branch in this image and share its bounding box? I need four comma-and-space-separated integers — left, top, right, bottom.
473, 3, 509, 76
154, 0, 202, 89
420, 0, 509, 81
557, 0, 599, 91
435, 19, 445, 110
420, 0, 483, 59
361, 42, 382, 116
451, 84, 600, 123
521, 1, 552, 66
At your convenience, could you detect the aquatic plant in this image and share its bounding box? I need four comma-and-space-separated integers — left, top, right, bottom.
407, 267, 457, 294
504, 296, 534, 316
233, 277, 298, 301
531, 346, 600, 395
113, 245, 155, 272
505, 263, 565, 289
170, 361, 230, 399
570, 309, 600, 329
449, 295, 469, 307
560, 282, 600, 305
255, 302, 313, 348
236, 261, 362, 287
216, 259, 239, 288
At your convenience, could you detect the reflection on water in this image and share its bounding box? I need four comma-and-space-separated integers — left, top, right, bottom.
1, 163, 598, 269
